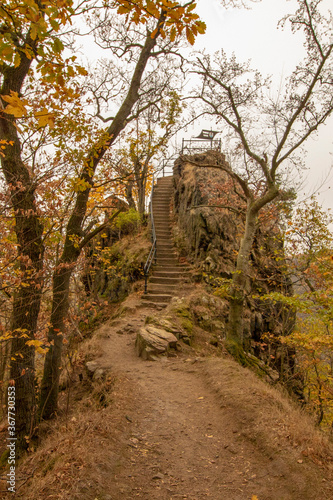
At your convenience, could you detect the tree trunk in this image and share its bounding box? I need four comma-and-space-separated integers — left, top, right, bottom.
227, 205, 257, 350
137, 175, 146, 217
39, 265, 74, 419
0, 134, 44, 450
125, 178, 136, 210
0, 39, 44, 451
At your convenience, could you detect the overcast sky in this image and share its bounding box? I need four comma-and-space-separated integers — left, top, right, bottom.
187, 0, 333, 212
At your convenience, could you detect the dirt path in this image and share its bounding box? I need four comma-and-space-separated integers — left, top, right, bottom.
10, 298, 333, 500
92, 303, 332, 500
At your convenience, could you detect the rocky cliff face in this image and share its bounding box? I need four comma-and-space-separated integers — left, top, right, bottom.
172, 151, 296, 383
173, 151, 240, 277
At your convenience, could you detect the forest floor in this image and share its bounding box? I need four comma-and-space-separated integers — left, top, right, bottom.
2, 291, 333, 500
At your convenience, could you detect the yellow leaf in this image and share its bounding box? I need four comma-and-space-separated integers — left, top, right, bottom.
151, 27, 158, 39
186, 27, 195, 46
35, 108, 55, 128
2, 91, 28, 118
14, 53, 21, 68
117, 5, 130, 15
196, 21, 206, 35
30, 23, 38, 41
170, 26, 177, 42
146, 0, 160, 18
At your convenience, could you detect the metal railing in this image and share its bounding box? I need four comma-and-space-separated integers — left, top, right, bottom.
181, 138, 222, 154
155, 159, 175, 179
143, 174, 157, 293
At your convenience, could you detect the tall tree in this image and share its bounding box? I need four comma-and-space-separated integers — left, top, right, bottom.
0, 0, 79, 450
190, 0, 333, 355
0, 0, 206, 448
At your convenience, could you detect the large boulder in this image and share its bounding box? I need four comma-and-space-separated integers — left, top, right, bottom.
135, 326, 178, 361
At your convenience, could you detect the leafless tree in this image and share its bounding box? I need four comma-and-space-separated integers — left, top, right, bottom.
189, 0, 333, 354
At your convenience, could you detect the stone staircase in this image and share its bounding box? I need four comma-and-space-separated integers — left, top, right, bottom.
142, 176, 187, 304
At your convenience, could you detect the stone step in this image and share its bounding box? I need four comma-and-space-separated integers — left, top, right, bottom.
157, 176, 173, 182
153, 194, 172, 199
156, 258, 179, 264
156, 253, 177, 259
156, 182, 173, 188
155, 231, 172, 236
148, 283, 178, 292
157, 247, 178, 260
156, 242, 174, 247
156, 247, 176, 253
156, 177, 173, 182
139, 301, 168, 309
156, 239, 173, 244
154, 186, 172, 191
142, 293, 172, 303
153, 267, 189, 274
153, 268, 186, 275
150, 276, 180, 284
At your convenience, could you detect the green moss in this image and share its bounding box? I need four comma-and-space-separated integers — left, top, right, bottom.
175, 305, 192, 319
145, 316, 157, 326
181, 317, 193, 335
225, 339, 268, 378
225, 339, 249, 365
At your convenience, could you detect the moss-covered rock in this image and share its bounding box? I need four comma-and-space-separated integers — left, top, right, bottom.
82, 228, 150, 303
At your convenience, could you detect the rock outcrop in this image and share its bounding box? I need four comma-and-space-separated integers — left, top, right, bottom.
172, 151, 295, 379
135, 326, 178, 360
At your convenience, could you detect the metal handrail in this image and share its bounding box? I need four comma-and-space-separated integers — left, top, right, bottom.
181, 138, 222, 154
143, 175, 157, 293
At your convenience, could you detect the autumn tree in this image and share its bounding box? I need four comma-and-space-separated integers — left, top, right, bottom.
189, 0, 333, 355
264, 198, 333, 426
0, 0, 82, 450
0, 0, 205, 449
